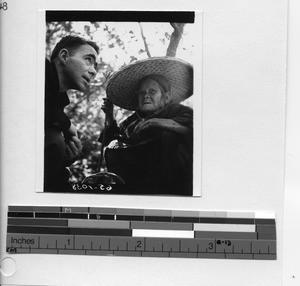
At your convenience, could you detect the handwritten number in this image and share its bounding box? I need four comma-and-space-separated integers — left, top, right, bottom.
6, 247, 17, 253
0, 2, 8, 10
72, 183, 112, 192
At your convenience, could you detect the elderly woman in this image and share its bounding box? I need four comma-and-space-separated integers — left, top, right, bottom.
100, 57, 193, 196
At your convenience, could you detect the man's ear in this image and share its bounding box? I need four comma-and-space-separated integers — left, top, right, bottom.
58, 49, 69, 65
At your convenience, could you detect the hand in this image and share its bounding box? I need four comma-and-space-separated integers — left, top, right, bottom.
132, 118, 165, 136
133, 118, 189, 136
66, 123, 79, 138
63, 124, 82, 164
101, 98, 114, 125
64, 135, 82, 164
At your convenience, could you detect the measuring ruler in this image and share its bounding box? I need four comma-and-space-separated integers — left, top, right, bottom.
6, 206, 276, 260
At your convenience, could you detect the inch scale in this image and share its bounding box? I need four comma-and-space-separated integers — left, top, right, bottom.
6, 206, 276, 260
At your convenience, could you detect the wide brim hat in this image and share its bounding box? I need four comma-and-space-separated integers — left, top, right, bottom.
106, 57, 193, 110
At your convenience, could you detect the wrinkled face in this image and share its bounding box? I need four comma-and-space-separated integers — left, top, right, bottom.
137, 79, 169, 115
62, 44, 98, 92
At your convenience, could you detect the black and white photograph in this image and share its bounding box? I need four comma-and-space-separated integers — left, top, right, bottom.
0, 1, 292, 285
43, 11, 201, 196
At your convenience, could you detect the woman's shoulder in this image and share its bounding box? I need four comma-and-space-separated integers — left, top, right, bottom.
119, 112, 139, 128
166, 102, 193, 115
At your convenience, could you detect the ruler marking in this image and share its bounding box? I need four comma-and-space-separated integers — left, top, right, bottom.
213, 239, 216, 253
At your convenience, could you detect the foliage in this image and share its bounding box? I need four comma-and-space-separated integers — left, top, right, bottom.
46, 21, 191, 182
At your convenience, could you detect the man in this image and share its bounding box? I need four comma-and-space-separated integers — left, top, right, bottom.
100, 57, 193, 196
44, 35, 99, 192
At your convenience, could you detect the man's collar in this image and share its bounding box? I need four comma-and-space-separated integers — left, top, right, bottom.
45, 59, 70, 107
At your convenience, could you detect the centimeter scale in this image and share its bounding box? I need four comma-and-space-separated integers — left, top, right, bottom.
6, 206, 276, 260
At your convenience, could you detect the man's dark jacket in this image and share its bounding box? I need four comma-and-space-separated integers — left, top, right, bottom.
44, 59, 72, 192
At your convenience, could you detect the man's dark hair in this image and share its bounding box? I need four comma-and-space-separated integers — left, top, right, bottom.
50, 35, 99, 61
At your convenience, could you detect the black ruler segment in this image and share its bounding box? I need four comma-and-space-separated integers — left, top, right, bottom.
7, 226, 70, 235
172, 217, 200, 223
200, 218, 227, 224
46, 11, 195, 23
6, 206, 276, 260
116, 215, 144, 221
89, 214, 115, 220
35, 213, 60, 218
60, 213, 88, 219
8, 212, 34, 218
145, 216, 172, 222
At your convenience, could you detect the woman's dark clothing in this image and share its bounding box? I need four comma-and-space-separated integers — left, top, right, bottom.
100, 103, 193, 196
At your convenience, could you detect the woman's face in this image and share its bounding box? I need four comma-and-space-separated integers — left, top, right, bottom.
137, 79, 169, 115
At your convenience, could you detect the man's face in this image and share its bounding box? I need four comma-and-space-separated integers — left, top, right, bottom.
137, 79, 169, 115
62, 44, 98, 92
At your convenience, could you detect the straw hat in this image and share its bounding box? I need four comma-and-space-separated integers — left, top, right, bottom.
106, 57, 193, 110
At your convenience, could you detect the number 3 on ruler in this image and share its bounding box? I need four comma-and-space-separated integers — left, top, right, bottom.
0, 2, 8, 10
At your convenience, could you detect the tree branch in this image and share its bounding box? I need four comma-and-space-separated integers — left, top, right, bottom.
166, 23, 185, 57
138, 22, 151, 58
